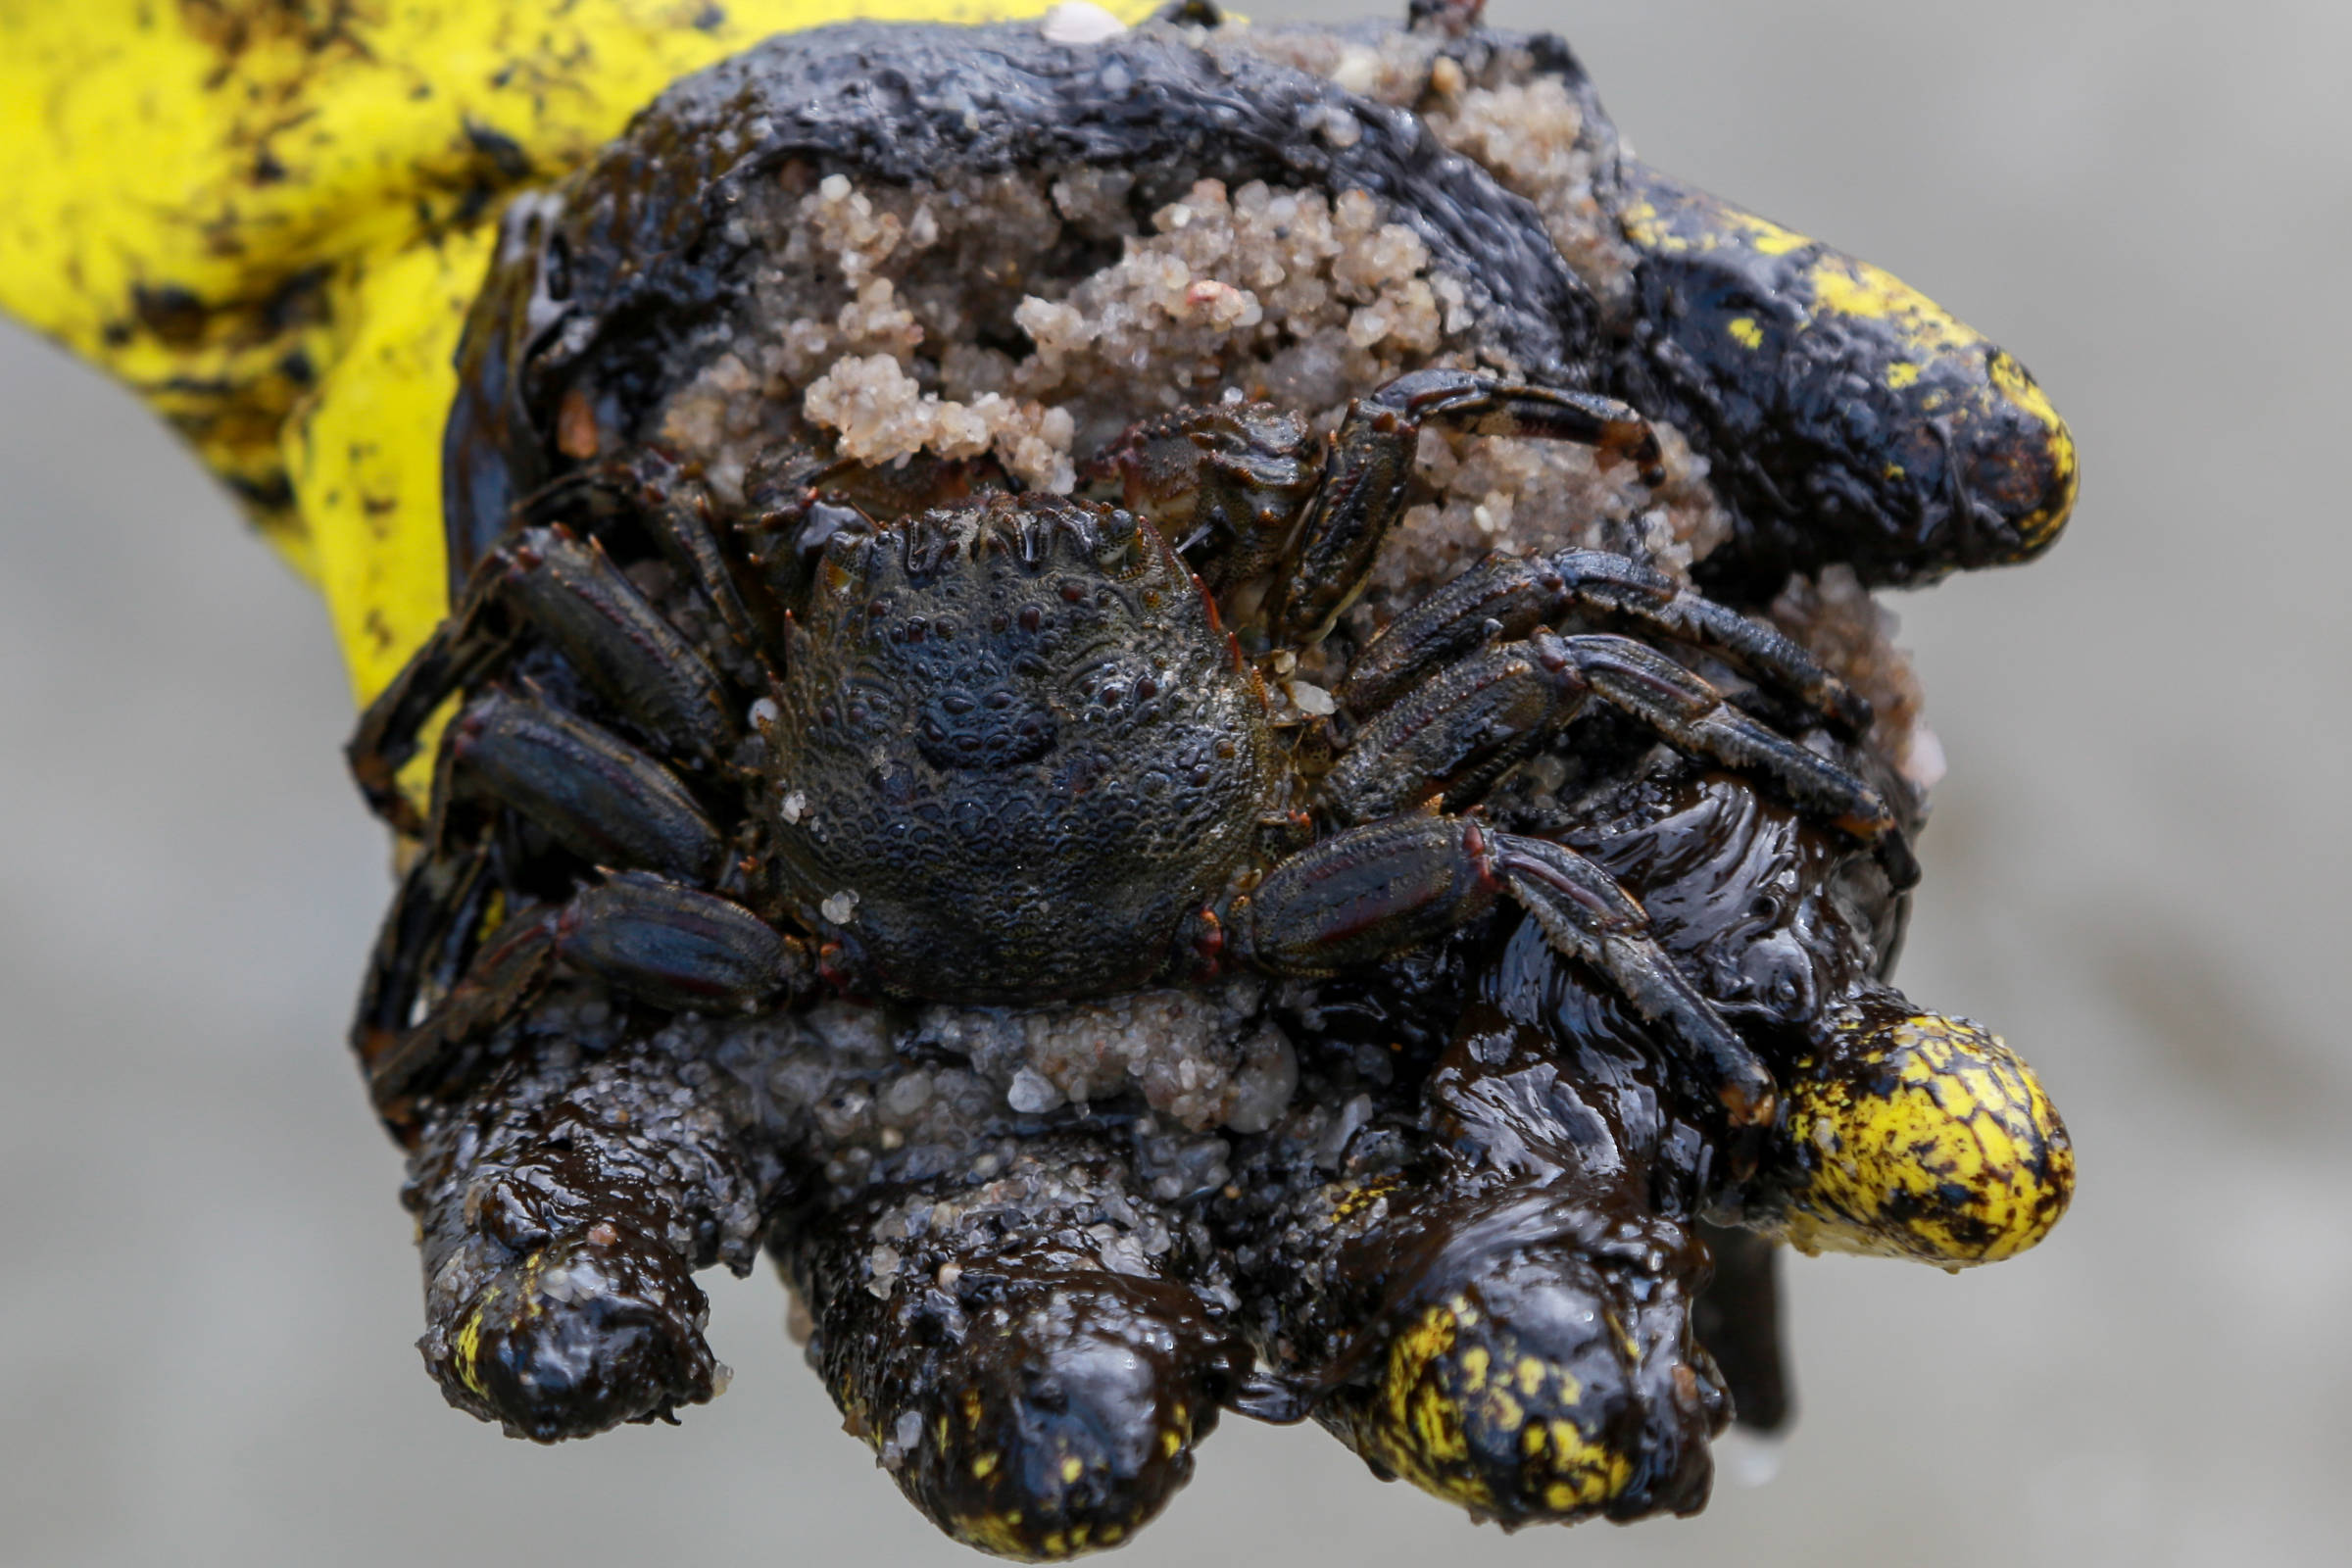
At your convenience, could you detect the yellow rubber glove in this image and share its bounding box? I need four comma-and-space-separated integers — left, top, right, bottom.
0, 0, 1147, 704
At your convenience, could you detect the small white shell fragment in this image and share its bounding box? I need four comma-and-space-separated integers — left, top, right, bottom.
780, 790, 808, 824
1286, 679, 1338, 717
864, 1244, 903, 1299
820, 889, 860, 924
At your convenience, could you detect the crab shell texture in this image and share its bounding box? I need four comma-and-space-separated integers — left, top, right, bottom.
776, 498, 1275, 1000
366, 9, 2081, 1560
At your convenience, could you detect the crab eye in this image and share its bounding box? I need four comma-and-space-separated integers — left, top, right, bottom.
1738, 932, 1817, 1023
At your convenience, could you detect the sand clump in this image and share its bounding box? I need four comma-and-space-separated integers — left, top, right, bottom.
679, 980, 1289, 1208
659, 170, 1472, 499
1234, 23, 1643, 313
656, 162, 1731, 637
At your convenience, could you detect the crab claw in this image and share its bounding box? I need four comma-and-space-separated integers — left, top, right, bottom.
1748, 990, 2075, 1266
428, 1225, 723, 1443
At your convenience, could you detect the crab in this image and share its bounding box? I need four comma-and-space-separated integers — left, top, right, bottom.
354, 365, 1911, 1134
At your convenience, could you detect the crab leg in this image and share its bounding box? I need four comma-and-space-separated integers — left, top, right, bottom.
442, 688, 725, 879
1082, 401, 1320, 590
494, 530, 737, 758
1321, 639, 1573, 821
526, 449, 767, 657
1273, 369, 1662, 643
1237, 815, 1775, 1124
349, 525, 735, 833
365, 898, 563, 1112
1322, 633, 1915, 888
549, 871, 798, 1013
365, 870, 797, 1111
352, 842, 499, 1111
1339, 546, 1871, 736
1494, 832, 1777, 1121
1542, 634, 1916, 887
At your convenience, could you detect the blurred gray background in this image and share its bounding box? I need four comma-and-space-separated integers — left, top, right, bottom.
4, 1, 2346, 1563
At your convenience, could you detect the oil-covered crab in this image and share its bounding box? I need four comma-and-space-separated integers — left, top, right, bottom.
349, 7, 2077, 1560
358, 366, 1906, 1128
